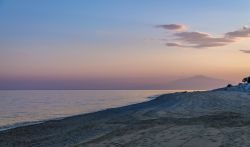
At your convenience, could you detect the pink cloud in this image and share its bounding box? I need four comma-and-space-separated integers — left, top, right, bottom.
174, 31, 234, 48
157, 24, 250, 48
240, 50, 250, 54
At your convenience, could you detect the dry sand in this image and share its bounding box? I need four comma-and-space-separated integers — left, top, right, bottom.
1, 91, 250, 147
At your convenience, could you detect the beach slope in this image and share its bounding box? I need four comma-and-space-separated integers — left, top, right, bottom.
1, 90, 250, 147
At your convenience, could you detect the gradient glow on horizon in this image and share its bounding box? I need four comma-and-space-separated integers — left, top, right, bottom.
1, 0, 250, 89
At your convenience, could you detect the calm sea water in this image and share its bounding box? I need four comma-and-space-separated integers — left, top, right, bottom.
0, 90, 184, 131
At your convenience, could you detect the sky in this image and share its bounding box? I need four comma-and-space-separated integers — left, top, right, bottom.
0, 0, 250, 89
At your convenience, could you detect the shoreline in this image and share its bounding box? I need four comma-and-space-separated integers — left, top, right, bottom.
0, 93, 164, 133
0, 90, 179, 132
0, 91, 172, 132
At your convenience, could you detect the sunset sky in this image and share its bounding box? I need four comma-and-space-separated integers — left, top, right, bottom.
1, 0, 250, 89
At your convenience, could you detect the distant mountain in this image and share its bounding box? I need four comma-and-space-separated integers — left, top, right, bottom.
164, 75, 230, 90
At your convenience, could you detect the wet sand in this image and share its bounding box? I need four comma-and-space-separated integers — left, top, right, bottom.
1, 91, 250, 147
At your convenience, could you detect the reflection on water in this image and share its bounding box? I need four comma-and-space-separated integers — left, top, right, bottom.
0, 90, 184, 130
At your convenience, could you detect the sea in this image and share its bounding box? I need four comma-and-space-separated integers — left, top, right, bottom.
0, 90, 185, 131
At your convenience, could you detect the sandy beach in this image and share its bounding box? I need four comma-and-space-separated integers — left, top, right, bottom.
1, 90, 250, 147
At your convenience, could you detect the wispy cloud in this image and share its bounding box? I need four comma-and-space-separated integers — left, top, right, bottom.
240, 50, 250, 54
157, 24, 250, 48
174, 31, 234, 48
166, 42, 186, 47
156, 24, 187, 31
226, 26, 250, 38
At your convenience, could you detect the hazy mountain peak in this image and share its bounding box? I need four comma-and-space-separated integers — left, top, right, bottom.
164, 75, 230, 90
192, 75, 211, 79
